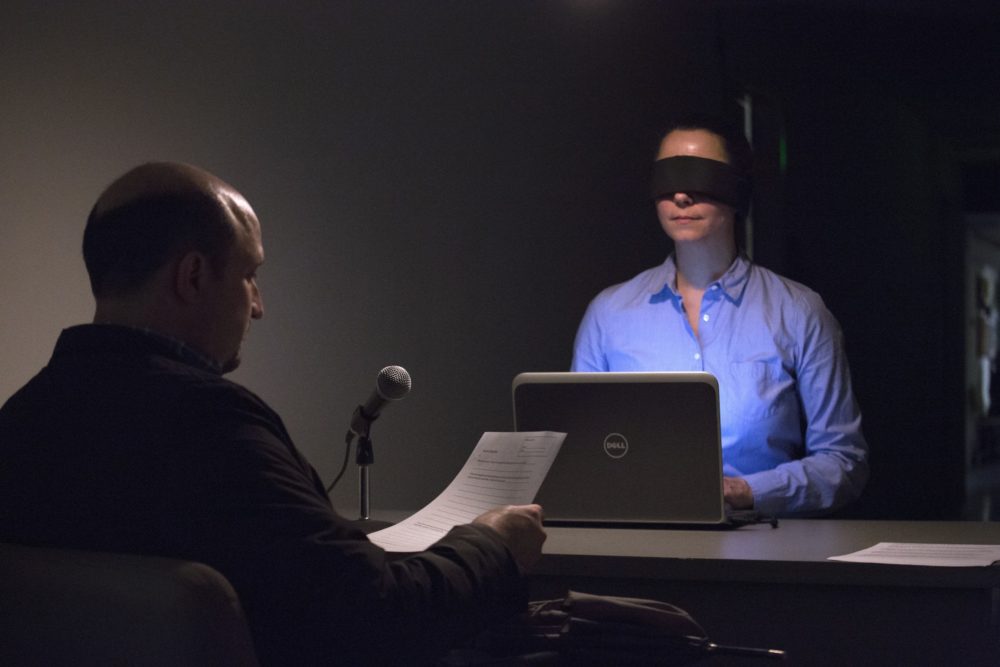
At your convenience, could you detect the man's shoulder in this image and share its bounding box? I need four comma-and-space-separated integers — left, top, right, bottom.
162, 362, 277, 423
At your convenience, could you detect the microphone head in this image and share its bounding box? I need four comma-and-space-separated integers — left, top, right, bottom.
376, 365, 411, 400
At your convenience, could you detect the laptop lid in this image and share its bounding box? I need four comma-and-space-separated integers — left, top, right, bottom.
512, 371, 725, 526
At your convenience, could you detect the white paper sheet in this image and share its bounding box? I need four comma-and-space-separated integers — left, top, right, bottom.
367, 431, 565, 553
828, 542, 1000, 567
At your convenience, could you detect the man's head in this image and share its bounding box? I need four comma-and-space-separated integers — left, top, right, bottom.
651, 114, 753, 249
84, 162, 264, 372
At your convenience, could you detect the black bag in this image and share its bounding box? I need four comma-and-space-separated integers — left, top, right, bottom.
444, 590, 785, 665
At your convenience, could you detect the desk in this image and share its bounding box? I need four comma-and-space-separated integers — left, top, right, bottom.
530, 520, 1000, 666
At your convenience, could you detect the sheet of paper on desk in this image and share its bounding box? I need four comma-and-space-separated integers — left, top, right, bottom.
367, 431, 566, 553
829, 542, 1000, 567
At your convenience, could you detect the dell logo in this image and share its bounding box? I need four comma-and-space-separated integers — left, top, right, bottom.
603, 433, 629, 459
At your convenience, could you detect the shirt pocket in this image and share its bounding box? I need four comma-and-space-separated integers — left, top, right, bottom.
727, 359, 794, 424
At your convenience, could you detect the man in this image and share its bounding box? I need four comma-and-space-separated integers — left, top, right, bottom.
571, 115, 869, 516
0, 162, 545, 665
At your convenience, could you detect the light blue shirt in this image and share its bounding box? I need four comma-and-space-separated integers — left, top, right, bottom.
571, 254, 868, 515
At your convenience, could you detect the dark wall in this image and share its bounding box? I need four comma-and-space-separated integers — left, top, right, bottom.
1, 1, 996, 518
719, 4, 996, 517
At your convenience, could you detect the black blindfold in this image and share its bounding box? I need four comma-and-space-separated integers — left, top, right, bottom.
650, 156, 751, 213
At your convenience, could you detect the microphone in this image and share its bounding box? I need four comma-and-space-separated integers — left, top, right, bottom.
350, 365, 411, 437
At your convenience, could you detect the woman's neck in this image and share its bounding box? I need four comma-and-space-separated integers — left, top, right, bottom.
674, 238, 738, 290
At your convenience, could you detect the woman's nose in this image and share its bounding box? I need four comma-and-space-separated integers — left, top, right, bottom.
672, 191, 694, 206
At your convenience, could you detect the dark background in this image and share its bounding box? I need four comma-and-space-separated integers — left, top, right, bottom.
2, 1, 998, 519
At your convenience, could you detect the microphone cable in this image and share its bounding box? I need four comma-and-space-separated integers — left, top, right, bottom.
326, 429, 355, 494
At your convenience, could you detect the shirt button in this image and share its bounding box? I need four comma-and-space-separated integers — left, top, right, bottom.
694, 353, 701, 360
702, 314, 710, 322
711, 285, 719, 290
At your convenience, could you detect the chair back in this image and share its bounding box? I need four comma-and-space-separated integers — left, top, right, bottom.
0, 542, 259, 666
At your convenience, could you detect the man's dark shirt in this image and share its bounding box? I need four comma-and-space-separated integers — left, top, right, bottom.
0, 325, 526, 665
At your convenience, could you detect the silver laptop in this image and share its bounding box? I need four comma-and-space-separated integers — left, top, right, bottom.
512, 371, 726, 527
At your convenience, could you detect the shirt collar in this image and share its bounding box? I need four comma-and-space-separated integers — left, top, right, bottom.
649, 253, 752, 306
54, 324, 224, 375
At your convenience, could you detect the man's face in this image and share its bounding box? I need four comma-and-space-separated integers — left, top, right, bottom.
654, 129, 737, 246
200, 192, 264, 373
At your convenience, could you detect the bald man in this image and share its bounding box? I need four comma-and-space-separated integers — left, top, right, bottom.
0, 163, 545, 666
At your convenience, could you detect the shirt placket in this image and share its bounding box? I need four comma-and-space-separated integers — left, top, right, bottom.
675, 293, 706, 371
696, 283, 724, 369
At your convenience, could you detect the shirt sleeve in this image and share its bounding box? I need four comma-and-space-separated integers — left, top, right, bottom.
741, 298, 869, 515
571, 297, 609, 372
185, 389, 527, 665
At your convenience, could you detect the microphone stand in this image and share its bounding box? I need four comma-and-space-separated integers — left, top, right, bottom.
344, 364, 412, 532
356, 433, 374, 520
351, 405, 375, 521
350, 407, 392, 531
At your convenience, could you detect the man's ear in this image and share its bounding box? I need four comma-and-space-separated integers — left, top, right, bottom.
173, 250, 210, 304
